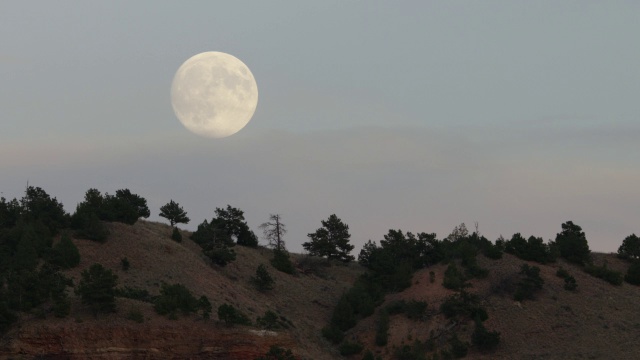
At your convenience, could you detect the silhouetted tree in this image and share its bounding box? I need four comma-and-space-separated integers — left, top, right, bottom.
555, 221, 590, 265
20, 186, 68, 234
303, 214, 354, 262
618, 234, 640, 260
76, 263, 118, 316
159, 200, 190, 228
211, 205, 258, 247
260, 214, 286, 251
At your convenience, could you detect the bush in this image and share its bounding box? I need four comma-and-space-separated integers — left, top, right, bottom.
271, 250, 295, 274
443, 263, 467, 290
126, 307, 144, 323
114, 286, 153, 302
257, 310, 283, 330
217, 303, 251, 326
375, 310, 389, 346
204, 246, 236, 266
514, 264, 544, 301
556, 267, 577, 291
253, 264, 275, 291
199, 295, 212, 319
255, 345, 297, 360
120, 257, 130, 271
321, 325, 344, 344
171, 227, 182, 242
449, 334, 468, 358
339, 340, 364, 356
49, 233, 80, 269
440, 291, 487, 321
625, 261, 640, 285
584, 263, 623, 286
405, 300, 428, 320
618, 234, 640, 260
472, 320, 500, 352
153, 283, 199, 317
362, 350, 375, 360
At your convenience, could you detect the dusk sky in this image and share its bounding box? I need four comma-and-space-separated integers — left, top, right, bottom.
1, 2, 638, 253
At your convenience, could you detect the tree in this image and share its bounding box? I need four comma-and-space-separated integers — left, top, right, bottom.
253, 264, 275, 291
555, 221, 590, 265
260, 214, 286, 251
50, 233, 80, 269
211, 205, 258, 247
153, 283, 199, 318
20, 186, 68, 234
159, 200, 190, 228
618, 234, 640, 260
303, 214, 355, 262
76, 263, 118, 316
217, 303, 251, 326
114, 189, 150, 219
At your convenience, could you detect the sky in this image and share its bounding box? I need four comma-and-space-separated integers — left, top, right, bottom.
1, 1, 639, 253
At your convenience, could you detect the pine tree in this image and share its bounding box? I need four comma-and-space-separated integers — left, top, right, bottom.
50, 233, 80, 269
303, 214, 354, 262
76, 263, 118, 316
159, 200, 190, 228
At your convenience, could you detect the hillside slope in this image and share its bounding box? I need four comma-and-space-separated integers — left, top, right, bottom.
347, 252, 640, 360
0, 220, 363, 359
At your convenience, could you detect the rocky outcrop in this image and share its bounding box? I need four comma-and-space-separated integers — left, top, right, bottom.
0, 321, 296, 359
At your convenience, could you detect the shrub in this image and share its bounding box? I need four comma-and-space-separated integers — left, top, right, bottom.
429, 271, 436, 283
472, 320, 500, 352
271, 249, 295, 274
584, 263, 623, 286
386, 300, 407, 315
362, 350, 375, 360
253, 264, 275, 291
625, 261, 640, 285
114, 286, 153, 302
563, 276, 577, 291
442, 263, 467, 290
321, 325, 344, 344
556, 267, 577, 291
339, 340, 364, 356
199, 295, 212, 319
449, 334, 468, 358
514, 264, 544, 301
204, 246, 236, 266
217, 303, 251, 326
153, 283, 199, 317
255, 345, 297, 360
375, 310, 389, 346
257, 310, 282, 329
440, 291, 486, 321
120, 257, 130, 271
126, 307, 144, 323
171, 227, 182, 242
405, 300, 428, 320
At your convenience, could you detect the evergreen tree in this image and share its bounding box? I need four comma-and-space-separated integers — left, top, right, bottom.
15, 226, 38, 271
253, 264, 275, 291
555, 221, 590, 265
618, 234, 640, 260
76, 263, 118, 316
211, 205, 258, 247
50, 233, 80, 269
303, 214, 355, 262
159, 200, 190, 228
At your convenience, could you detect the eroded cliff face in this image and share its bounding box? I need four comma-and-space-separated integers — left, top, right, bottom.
0, 321, 296, 359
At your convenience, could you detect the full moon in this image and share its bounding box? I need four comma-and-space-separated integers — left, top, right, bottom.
171, 51, 258, 138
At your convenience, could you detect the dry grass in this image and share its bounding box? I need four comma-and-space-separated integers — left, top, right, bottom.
346, 252, 640, 360
45, 220, 363, 359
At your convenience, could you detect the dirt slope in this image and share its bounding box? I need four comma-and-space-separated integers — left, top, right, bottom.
0, 220, 363, 360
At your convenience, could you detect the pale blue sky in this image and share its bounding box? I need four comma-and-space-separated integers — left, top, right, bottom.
1, 1, 639, 252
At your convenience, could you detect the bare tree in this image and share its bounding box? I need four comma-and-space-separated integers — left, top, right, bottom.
259, 214, 287, 251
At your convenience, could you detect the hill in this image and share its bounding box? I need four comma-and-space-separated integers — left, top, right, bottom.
0, 220, 363, 359
1, 220, 639, 359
